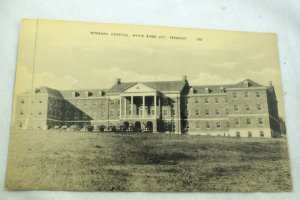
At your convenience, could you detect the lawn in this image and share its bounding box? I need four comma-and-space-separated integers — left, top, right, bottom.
5, 130, 292, 192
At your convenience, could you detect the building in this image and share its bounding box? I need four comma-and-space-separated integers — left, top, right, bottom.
14, 77, 280, 138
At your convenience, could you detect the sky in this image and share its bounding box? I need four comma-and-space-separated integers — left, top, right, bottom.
15, 19, 285, 117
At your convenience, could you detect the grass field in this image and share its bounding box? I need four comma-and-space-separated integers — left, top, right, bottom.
5, 130, 292, 192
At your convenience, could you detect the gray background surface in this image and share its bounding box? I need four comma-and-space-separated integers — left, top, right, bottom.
0, 0, 299, 199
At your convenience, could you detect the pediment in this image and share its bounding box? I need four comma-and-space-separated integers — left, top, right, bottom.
123, 83, 156, 93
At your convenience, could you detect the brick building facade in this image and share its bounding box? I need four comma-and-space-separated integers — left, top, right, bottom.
14, 77, 280, 138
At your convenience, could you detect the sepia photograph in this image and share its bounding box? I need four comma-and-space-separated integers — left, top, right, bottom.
5, 19, 292, 192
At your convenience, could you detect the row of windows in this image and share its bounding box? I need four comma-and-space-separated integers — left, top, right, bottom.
236, 131, 265, 138
233, 104, 262, 112
187, 121, 229, 129
233, 91, 261, 98
187, 104, 262, 116
234, 117, 264, 126
187, 91, 262, 105
190, 97, 227, 104
187, 117, 264, 129
48, 110, 62, 118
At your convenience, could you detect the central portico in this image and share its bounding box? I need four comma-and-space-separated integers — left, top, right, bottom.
119, 83, 161, 132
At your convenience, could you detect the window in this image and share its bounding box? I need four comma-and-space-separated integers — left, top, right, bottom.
110, 110, 114, 117
66, 111, 70, 118
235, 118, 240, 126
19, 122, 22, 128
205, 109, 210, 116
66, 102, 70, 108
171, 109, 175, 116
196, 121, 200, 128
226, 109, 229, 115
110, 99, 115, 105
216, 109, 220, 116
185, 98, 188, 105
206, 122, 211, 129
245, 103, 250, 111
118, 110, 120, 116
116, 99, 120, 105
215, 98, 219, 103
195, 97, 199, 103
93, 101, 97, 107
248, 131, 252, 138
236, 131, 240, 137
216, 121, 221, 128
256, 91, 261, 98
258, 117, 263, 125
257, 104, 262, 111
38, 112, 42, 115
195, 109, 200, 116
163, 110, 168, 116
244, 91, 249, 98
39, 100, 43, 103
205, 98, 209, 103
260, 131, 264, 137
185, 109, 189, 116
20, 111, 23, 115
233, 91, 238, 98
227, 121, 230, 127
246, 118, 251, 125
234, 105, 239, 112
74, 112, 79, 119
151, 109, 155, 115
83, 114, 87, 118
21, 99, 24, 104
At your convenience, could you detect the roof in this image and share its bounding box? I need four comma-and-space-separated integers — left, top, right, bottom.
191, 79, 264, 94
59, 89, 108, 98
108, 80, 187, 93
20, 86, 64, 98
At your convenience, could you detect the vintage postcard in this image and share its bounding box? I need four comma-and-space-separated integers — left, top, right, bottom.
5, 19, 291, 192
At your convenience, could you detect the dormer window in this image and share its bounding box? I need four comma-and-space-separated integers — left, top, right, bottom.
244, 81, 249, 88
190, 87, 194, 94
98, 91, 105, 96
85, 91, 92, 97
72, 91, 79, 98
220, 87, 224, 93
205, 88, 209, 94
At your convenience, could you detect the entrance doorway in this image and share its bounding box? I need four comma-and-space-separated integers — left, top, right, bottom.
134, 121, 142, 132
146, 121, 153, 132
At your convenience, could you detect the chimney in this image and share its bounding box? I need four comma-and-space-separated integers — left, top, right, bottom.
182, 75, 187, 83
269, 81, 273, 86
115, 78, 121, 85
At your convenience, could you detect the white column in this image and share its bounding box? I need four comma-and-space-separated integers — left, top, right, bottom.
154, 94, 157, 118
177, 94, 181, 134
124, 96, 127, 116
131, 96, 133, 118
158, 96, 161, 118
143, 95, 145, 118
119, 96, 122, 118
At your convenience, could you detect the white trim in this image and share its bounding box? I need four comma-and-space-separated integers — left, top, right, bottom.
228, 113, 269, 117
